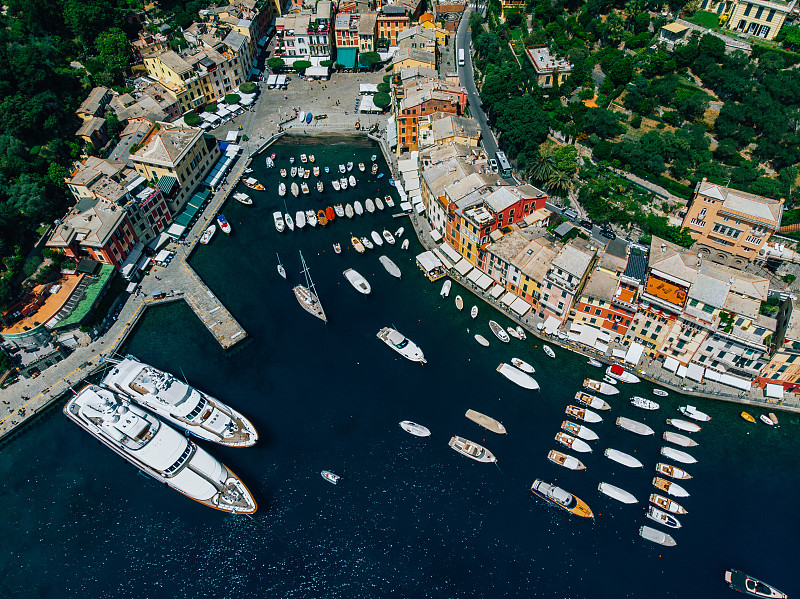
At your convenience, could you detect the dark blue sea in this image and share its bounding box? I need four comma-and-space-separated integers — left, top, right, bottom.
0, 136, 795, 598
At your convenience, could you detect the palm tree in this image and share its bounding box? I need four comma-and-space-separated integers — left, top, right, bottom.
529, 147, 555, 183
546, 169, 572, 198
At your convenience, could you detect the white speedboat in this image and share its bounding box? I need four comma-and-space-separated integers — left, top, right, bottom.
631, 396, 659, 410
661, 446, 697, 464
334, 204, 344, 218
349, 175, 356, 187
379, 256, 401, 278
317, 181, 323, 192
650, 494, 688, 515
561, 420, 598, 441
344, 268, 371, 295
604, 448, 643, 468
616, 416, 655, 436
664, 431, 698, 447
371, 230, 384, 246
639, 525, 676, 547
265, 156, 274, 168
574, 391, 610, 411
340, 177, 348, 190
280, 169, 287, 178
301, 182, 309, 194
555, 432, 591, 453
375, 197, 385, 210
465, 409, 506, 434
584, 378, 619, 396
547, 450, 585, 471
668, 418, 702, 433
300, 153, 307, 163
598, 482, 637, 504
278, 182, 286, 196
653, 389, 669, 397
290, 166, 297, 177
332, 180, 341, 191
647, 506, 681, 529
346, 161, 353, 171
361, 236, 373, 250
354, 200, 364, 215
400, 421, 430, 437
516, 326, 526, 340
565, 404, 603, 423
471, 306, 478, 319
449, 436, 496, 463
200, 224, 216, 245
285, 213, 294, 231
338, 164, 346, 174
377, 327, 426, 363
474, 334, 489, 346
489, 320, 510, 343
291, 182, 299, 197
345, 203, 354, 218
64, 385, 257, 514
313, 166, 320, 177
507, 326, 521, 339
321, 470, 340, 484
401, 239, 409, 250
588, 359, 603, 367
358, 162, 365, 172
101, 356, 258, 447
303, 169, 310, 179
234, 192, 252, 205
395, 227, 404, 237
365, 198, 375, 213
273, 211, 285, 232
309, 154, 315, 163
656, 462, 692, 480
497, 363, 539, 389
385, 196, 395, 207
306, 209, 318, 227
679, 405, 711, 422
440, 280, 451, 297
382, 229, 396, 244
543, 345, 556, 359
653, 476, 689, 498
295, 210, 306, 229
606, 364, 640, 383
510, 358, 534, 373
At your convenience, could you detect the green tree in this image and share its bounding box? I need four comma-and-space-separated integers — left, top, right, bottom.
554, 145, 578, 174
105, 111, 123, 139
506, 12, 523, 28
206, 103, 218, 113
546, 169, 573, 197
372, 93, 391, 108
470, 11, 484, 41
268, 57, 285, 71
239, 82, 257, 94
359, 51, 381, 69
95, 28, 130, 80
293, 60, 312, 73
584, 108, 624, 139
530, 145, 555, 182
184, 112, 202, 127
224, 93, 241, 105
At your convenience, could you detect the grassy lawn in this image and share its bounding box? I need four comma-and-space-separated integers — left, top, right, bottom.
684, 10, 721, 30
509, 28, 523, 42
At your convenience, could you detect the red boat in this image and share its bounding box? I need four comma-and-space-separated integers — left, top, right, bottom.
270, 153, 276, 160
325, 206, 335, 221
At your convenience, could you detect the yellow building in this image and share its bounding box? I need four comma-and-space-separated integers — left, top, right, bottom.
391, 48, 436, 74
756, 298, 800, 389
701, 0, 794, 41
419, 13, 448, 45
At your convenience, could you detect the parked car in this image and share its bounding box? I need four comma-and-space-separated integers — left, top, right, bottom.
488, 158, 498, 172
579, 219, 593, 230
599, 228, 616, 240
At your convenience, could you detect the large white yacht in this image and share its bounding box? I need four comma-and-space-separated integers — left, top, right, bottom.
377, 327, 426, 363
102, 356, 257, 447
64, 385, 257, 514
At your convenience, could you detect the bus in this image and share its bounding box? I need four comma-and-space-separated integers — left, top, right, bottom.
496, 151, 512, 178
458, 48, 465, 67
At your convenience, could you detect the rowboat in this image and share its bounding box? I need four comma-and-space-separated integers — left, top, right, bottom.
317, 209, 328, 226
317, 181, 324, 192
760, 414, 774, 426
660, 446, 697, 464
303, 169, 310, 179
574, 392, 610, 411
382, 229, 395, 244
346, 161, 353, 171
510, 358, 534, 373
565, 404, 602, 423
471, 306, 478, 319
455, 295, 463, 311
234, 192, 252, 205
531, 479, 594, 518
606, 364, 640, 383
313, 166, 320, 177
515, 326, 526, 340
361, 236, 373, 250
306, 210, 317, 227
663, 431, 698, 447
351, 236, 365, 253
543, 345, 556, 359
724, 569, 787, 599
365, 198, 375, 213
280, 169, 287, 178
308, 154, 315, 162
679, 405, 711, 421
584, 378, 619, 396
401, 239, 409, 250
639, 525, 676, 547
598, 482, 637, 504
200, 224, 216, 244
325, 206, 335, 221
650, 493, 687, 515
448, 436, 496, 463
555, 432, 591, 453
668, 418, 701, 433
345, 203, 354, 218
561, 420, 598, 441
278, 182, 287, 197
354, 201, 364, 215
616, 417, 655, 436
653, 476, 689, 497
497, 363, 539, 390
465, 409, 506, 434
440, 280, 451, 297
385, 195, 394, 207
653, 389, 669, 397
340, 177, 348, 190
547, 450, 585, 471
291, 166, 297, 177
655, 462, 692, 480
604, 448, 643, 468
358, 162, 365, 172
399, 421, 430, 437
631, 396, 659, 410
769, 412, 779, 425
394, 227, 404, 237
349, 175, 356, 187
741, 411, 756, 423
379, 256, 401, 278
291, 182, 299, 197
489, 321, 510, 343
333, 243, 341, 254
647, 505, 681, 529
474, 334, 489, 346
507, 327, 521, 339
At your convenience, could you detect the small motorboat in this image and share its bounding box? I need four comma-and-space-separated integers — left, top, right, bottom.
296, 211, 306, 229
306, 210, 317, 227
574, 392, 610, 411
338, 164, 346, 174
511, 358, 534, 374
555, 432, 591, 453
346, 161, 353, 171
653, 476, 689, 498
305, 112, 313, 124
639, 525, 676, 547
354, 201, 364, 216
598, 482, 637, 504
543, 345, 556, 359
631, 396, 659, 410
489, 321, 510, 343
584, 378, 619, 396
440, 280, 451, 297
365, 198, 375, 213
234, 192, 252, 205
334, 204, 345, 218
760, 414, 774, 426
321, 470, 340, 485
304, 169, 310, 179
650, 494, 688, 515
606, 364, 640, 383
272, 211, 284, 233
375, 197, 384, 211
325, 206, 335, 221
507, 327, 521, 340
385, 195, 394, 207
769, 413, 779, 425
379, 256, 401, 278
265, 156, 274, 168
351, 235, 365, 253
401, 239, 409, 250
333, 243, 341, 254
345, 204, 354, 218
588, 359, 603, 367
317, 181, 324, 192
309, 154, 315, 162
371, 163, 378, 175
216, 214, 231, 234
516, 326, 526, 340
561, 420, 598, 441
340, 178, 348, 191
660, 446, 697, 464
604, 448, 643, 468
497, 363, 539, 390
382, 229, 396, 244
289, 156, 296, 164
343, 268, 371, 294
741, 411, 756, 423
400, 421, 431, 437
242, 177, 265, 191
448, 436, 496, 463
371, 230, 383, 246
474, 334, 489, 347
395, 227, 404, 237
668, 419, 701, 433
358, 162, 365, 172
565, 404, 602, 423
531, 479, 594, 519
278, 182, 287, 196
647, 506, 681, 529
455, 295, 463, 311
371, 154, 377, 161
664, 431, 698, 447
349, 175, 356, 187
313, 166, 320, 177
616, 416, 654, 436
655, 462, 692, 480
301, 182, 309, 194
470, 306, 478, 319
724, 569, 787, 599
317, 209, 328, 227
361, 236, 373, 250
200, 224, 216, 244
603, 376, 618, 386
280, 169, 287, 178
291, 182, 299, 197
300, 154, 307, 163
332, 180, 341, 192
653, 389, 669, 397
547, 450, 585, 471
291, 166, 297, 177
285, 213, 294, 231
679, 405, 711, 422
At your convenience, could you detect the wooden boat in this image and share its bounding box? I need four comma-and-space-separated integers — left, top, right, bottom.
455, 295, 463, 311
760, 414, 774, 426
639, 525, 676, 547
321, 470, 340, 484
679, 405, 711, 421
343, 268, 371, 295
741, 411, 756, 423
448, 436, 496, 463
376, 197, 385, 211
647, 505, 681, 529
561, 420, 598, 441
471, 306, 478, 319
653, 476, 689, 498
293, 251, 327, 323
332, 179, 341, 191
547, 450, 585, 471
465, 409, 506, 434
399, 421, 430, 437
349, 175, 356, 187
653, 389, 669, 397
291, 182, 299, 197
317, 181, 323, 192
216, 214, 231, 234
365, 198, 375, 213
334, 204, 345, 218
474, 334, 489, 346
385, 195, 394, 207
382, 229, 395, 244
242, 177, 265, 190
543, 345, 556, 359
616, 416, 655, 436
354, 201, 364, 215
284, 213, 294, 231
660, 446, 697, 464
440, 280, 451, 297
340, 177, 348, 190
555, 431, 591, 453
604, 448, 643, 468
306, 210, 317, 227
379, 256, 401, 278
769, 412, 779, 425
511, 358, 534, 373
497, 363, 539, 390
317, 209, 328, 226
358, 162, 365, 172
489, 320, 510, 343
351, 236, 365, 253
565, 404, 602, 423
664, 431, 698, 447
345, 203, 354, 218
668, 418, 702, 433
584, 378, 619, 396
650, 493, 687, 515
325, 206, 335, 221
401, 239, 409, 250
588, 358, 603, 367
234, 192, 252, 205
361, 236, 373, 250
574, 392, 610, 411
724, 569, 787, 599
655, 462, 692, 480
598, 482, 637, 504
631, 396, 659, 410
531, 479, 593, 518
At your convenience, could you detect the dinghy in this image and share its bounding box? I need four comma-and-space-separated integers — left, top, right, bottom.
354, 201, 364, 216
440, 280, 451, 297
663, 431, 698, 447
668, 419, 701, 433
616, 417, 654, 436
379, 256, 402, 278
660, 446, 697, 464
470, 306, 478, 319
455, 295, 463, 311
474, 334, 489, 347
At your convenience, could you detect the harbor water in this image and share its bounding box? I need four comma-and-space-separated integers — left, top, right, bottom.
0, 136, 795, 598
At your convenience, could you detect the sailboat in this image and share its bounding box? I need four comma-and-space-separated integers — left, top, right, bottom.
293, 251, 327, 322
276, 253, 286, 279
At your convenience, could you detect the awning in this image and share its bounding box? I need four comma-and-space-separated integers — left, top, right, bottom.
543, 315, 560, 335
663, 356, 680, 373
203, 152, 235, 188
595, 342, 609, 354
475, 273, 493, 290
126, 282, 138, 293
360, 83, 378, 94
490, 285, 505, 299
686, 363, 705, 382
386, 115, 397, 148
267, 74, 278, 86
248, 67, 261, 79
404, 178, 421, 192
466, 269, 482, 284
154, 249, 171, 263
416, 250, 443, 273
430, 230, 442, 242
765, 383, 783, 399
174, 212, 193, 227
216, 106, 231, 117
398, 158, 417, 173
156, 175, 178, 195
454, 258, 473, 276
624, 342, 644, 366
305, 65, 329, 78
612, 348, 626, 359
677, 364, 688, 378
501, 291, 516, 307
226, 130, 239, 142
431, 248, 452, 269
358, 96, 380, 113
440, 242, 461, 263
147, 232, 172, 251
337, 47, 358, 70
166, 223, 186, 239
227, 103, 242, 112
579, 325, 600, 347
187, 189, 210, 209
400, 201, 413, 212
510, 297, 532, 316
240, 95, 254, 105
415, 202, 425, 214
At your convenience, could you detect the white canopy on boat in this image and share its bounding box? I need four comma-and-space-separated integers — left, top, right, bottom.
490, 285, 505, 299
686, 362, 705, 382
510, 297, 532, 316
766, 383, 784, 398
663, 356, 680, 373
543, 315, 561, 335
454, 258, 473, 276
440, 242, 461, 263
624, 342, 645, 366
